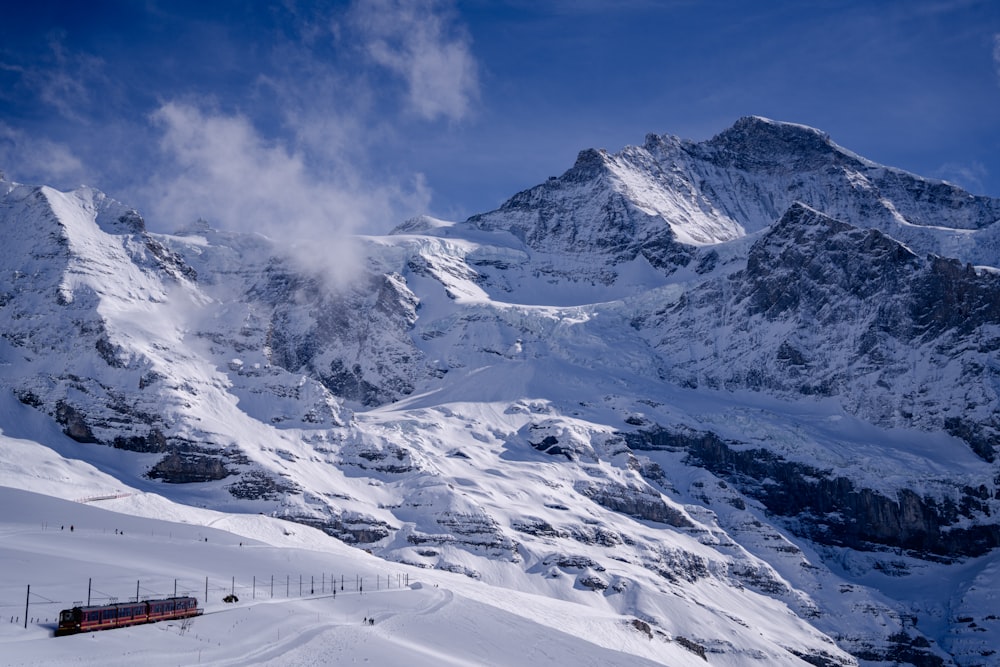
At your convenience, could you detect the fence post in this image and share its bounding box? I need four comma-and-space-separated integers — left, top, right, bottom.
24, 585, 29, 629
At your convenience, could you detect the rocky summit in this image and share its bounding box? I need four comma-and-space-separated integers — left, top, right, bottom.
3, 117, 1000, 665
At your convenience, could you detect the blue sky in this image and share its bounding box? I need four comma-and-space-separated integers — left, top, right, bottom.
1, 0, 998, 238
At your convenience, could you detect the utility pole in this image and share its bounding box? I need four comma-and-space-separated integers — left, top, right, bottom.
24, 585, 29, 629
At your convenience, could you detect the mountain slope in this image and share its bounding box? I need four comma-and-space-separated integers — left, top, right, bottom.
3, 117, 1000, 665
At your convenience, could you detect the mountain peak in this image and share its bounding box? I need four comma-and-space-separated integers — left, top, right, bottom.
703, 116, 843, 170
562, 147, 612, 184
719, 115, 831, 144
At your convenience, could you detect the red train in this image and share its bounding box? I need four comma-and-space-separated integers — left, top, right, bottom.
55, 596, 201, 636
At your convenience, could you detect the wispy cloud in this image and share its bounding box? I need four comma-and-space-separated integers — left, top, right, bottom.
142, 0, 477, 250
349, 0, 479, 122
0, 32, 109, 124
0, 2, 482, 238
146, 102, 429, 285
934, 160, 988, 193
0, 122, 85, 186
994, 33, 1000, 87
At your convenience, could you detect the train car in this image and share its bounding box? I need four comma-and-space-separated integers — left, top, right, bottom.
55, 596, 200, 636
147, 596, 199, 622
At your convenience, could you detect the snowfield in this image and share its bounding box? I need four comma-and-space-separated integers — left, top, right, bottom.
0, 399, 853, 666
0, 486, 761, 667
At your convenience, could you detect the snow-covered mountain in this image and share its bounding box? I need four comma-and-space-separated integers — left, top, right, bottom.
2, 117, 1000, 665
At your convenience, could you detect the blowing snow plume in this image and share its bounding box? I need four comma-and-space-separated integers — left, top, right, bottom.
140, 1, 479, 288
146, 102, 414, 287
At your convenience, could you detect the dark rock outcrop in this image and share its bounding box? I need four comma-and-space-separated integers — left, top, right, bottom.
627, 426, 1000, 558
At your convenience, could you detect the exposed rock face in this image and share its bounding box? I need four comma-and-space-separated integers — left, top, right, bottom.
146, 450, 233, 483
408, 511, 520, 562
226, 469, 299, 500
646, 203, 1000, 462
258, 267, 424, 407
285, 513, 393, 545
574, 480, 692, 529
626, 426, 1000, 558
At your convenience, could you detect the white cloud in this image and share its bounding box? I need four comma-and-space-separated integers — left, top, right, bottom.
350, 0, 479, 122
0, 122, 86, 186
1, 32, 110, 124
994, 33, 1000, 87
146, 102, 430, 286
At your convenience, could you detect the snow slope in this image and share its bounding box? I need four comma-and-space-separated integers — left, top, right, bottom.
0, 484, 811, 667
3, 117, 1000, 665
